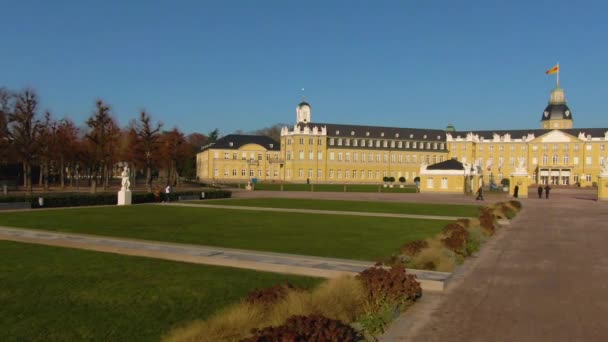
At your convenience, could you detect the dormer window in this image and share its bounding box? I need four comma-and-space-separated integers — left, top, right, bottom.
423, 135, 427, 139
437, 135, 441, 139
269, 144, 273, 148
336, 130, 340, 135
350, 131, 355, 136
395, 133, 399, 138
229, 142, 234, 147
366, 132, 370, 136
409, 134, 414, 138
380, 132, 384, 137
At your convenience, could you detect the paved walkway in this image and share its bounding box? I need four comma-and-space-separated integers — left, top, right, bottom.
166, 202, 469, 220
0, 226, 449, 290
381, 189, 608, 341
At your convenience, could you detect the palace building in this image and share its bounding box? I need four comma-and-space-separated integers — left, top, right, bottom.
196, 84, 608, 188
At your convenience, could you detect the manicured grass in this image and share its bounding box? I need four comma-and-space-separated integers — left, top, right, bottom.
0, 240, 320, 342
198, 198, 480, 217
251, 183, 416, 193
0, 206, 447, 261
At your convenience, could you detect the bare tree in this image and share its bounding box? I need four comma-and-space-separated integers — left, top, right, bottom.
55, 118, 79, 189
7, 89, 42, 193
134, 111, 163, 191
0, 88, 13, 164
85, 100, 119, 193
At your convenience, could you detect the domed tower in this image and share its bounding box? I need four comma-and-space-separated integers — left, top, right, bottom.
296, 98, 311, 124
541, 86, 573, 129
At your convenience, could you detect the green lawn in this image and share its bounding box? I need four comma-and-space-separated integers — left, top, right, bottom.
251, 183, 416, 193
0, 240, 320, 342
197, 198, 480, 217
0, 206, 447, 261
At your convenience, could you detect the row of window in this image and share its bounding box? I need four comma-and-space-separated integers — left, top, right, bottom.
215, 152, 280, 161
285, 151, 445, 164
286, 138, 324, 146
451, 143, 606, 152
327, 138, 444, 150
213, 168, 280, 177
426, 177, 449, 189
285, 169, 418, 180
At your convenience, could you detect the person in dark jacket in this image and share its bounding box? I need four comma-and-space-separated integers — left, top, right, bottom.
476, 186, 484, 200
544, 184, 551, 199
513, 185, 519, 198
538, 185, 543, 199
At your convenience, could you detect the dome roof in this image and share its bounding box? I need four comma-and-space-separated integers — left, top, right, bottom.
297, 101, 311, 108
541, 103, 573, 121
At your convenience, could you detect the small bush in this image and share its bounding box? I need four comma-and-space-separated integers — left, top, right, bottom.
465, 226, 486, 255
508, 200, 522, 210
478, 208, 496, 235
245, 283, 301, 308
456, 218, 470, 228
357, 266, 422, 306
441, 223, 469, 256
242, 314, 364, 342
408, 238, 457, 272
400, 240, 429, 257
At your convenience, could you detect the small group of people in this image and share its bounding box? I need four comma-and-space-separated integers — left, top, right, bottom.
538, 184, 551, 199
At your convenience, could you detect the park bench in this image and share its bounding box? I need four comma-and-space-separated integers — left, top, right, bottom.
0, 202, 31, 210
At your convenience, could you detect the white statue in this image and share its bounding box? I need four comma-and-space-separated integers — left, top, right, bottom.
121, 166, 131, 191
515, 158, 526, 173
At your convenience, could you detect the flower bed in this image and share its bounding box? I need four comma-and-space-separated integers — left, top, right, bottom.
380, 201, 522, 272
164, 266, 421, 342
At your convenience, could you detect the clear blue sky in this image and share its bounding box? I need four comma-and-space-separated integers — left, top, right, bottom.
2, 0, 607, 136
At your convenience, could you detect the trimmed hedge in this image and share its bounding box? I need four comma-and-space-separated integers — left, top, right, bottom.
0, 190, 231, 209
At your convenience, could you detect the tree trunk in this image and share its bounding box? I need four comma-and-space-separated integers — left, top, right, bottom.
26, 162, 33, 194
43, 163, 49, 191
38, 162, 43, 186
60, 158, 65, 189
146, 165, 152, 192
22, 162, 27, 188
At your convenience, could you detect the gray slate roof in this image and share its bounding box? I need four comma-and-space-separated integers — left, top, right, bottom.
427, 159, 465, 170
451, 128, 608, 140
541, 103, 573, 121
201, 134, 280, 152
297, 122, 446, 141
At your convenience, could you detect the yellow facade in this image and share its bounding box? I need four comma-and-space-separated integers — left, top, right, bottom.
197, 86, 607, 187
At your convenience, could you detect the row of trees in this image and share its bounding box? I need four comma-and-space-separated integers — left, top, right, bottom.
0, 87, 215, 193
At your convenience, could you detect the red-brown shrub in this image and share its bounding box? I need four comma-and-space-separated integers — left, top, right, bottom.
478, 208, 495, 234
400, 240, 429, 256
244, 283, 301, 308
441, 224, 469, 256
357, 265, 422, 305
241, 314, 363, 342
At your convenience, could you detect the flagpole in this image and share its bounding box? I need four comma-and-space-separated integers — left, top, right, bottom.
556, 62, 560, 87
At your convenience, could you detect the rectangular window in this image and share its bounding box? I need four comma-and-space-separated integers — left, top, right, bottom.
224, 152, 229, 160
427, 177, 434, 189
241, 169, 246, 176
345, 139, 350, 146
299, 151, 304, 160
329, 138, 334, 146
242, 152, 247, 160
232, 169, 237, 176
299, 138, 304, 144
368, 171, 373, 179
309, 138, 313, 145
376, 153, 381, 162
383, 154, 388, 163
287, 139, 292, 145
233, 153, 238, 160
338, 170, 342, 178
258, 153, 262, 161
266, 169, 270, 177
586, 157, 592, 165
299, 168, 303, 177
317, 151, 323, 160
213, 169, 218, 177
345, 152, 350, 162
273, 169, 278, 177
318, 138, 323, 145
353, 170, 357, 178
309, 151, 314, 160
375, 171, 380, 179
345, 170, 350, 179
329, 169, 334, 178
287, 151, 292, 160
338, 139, 342, 146
573, 156, 579, 165
287, 169, 292, 178
250, 169, 254, 177
214, 152, 219, 159
586, 174, 592, 182
224, 169, 229, 176
308, 169, 313, 177
353, 139, 358, 147
361, 153, 366, 162
353, 153, 358, 162
391, 154, 395, 163
441, 177, 448, 189
329, 152, 335, 161
338, 153, 343, 161
398, 154, 402, 163
317, 169, 322, 177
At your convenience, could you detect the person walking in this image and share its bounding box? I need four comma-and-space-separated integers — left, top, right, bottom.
476, 186, 484, 200
544, 184, 551, 199
164, 184, 172, 203
538, 185, 543, 199
513, 185, 519, 198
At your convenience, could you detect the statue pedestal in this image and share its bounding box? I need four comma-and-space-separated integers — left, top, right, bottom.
598, 174, 608, 201
510, 171, 529, 198
117, 189, 132, 205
